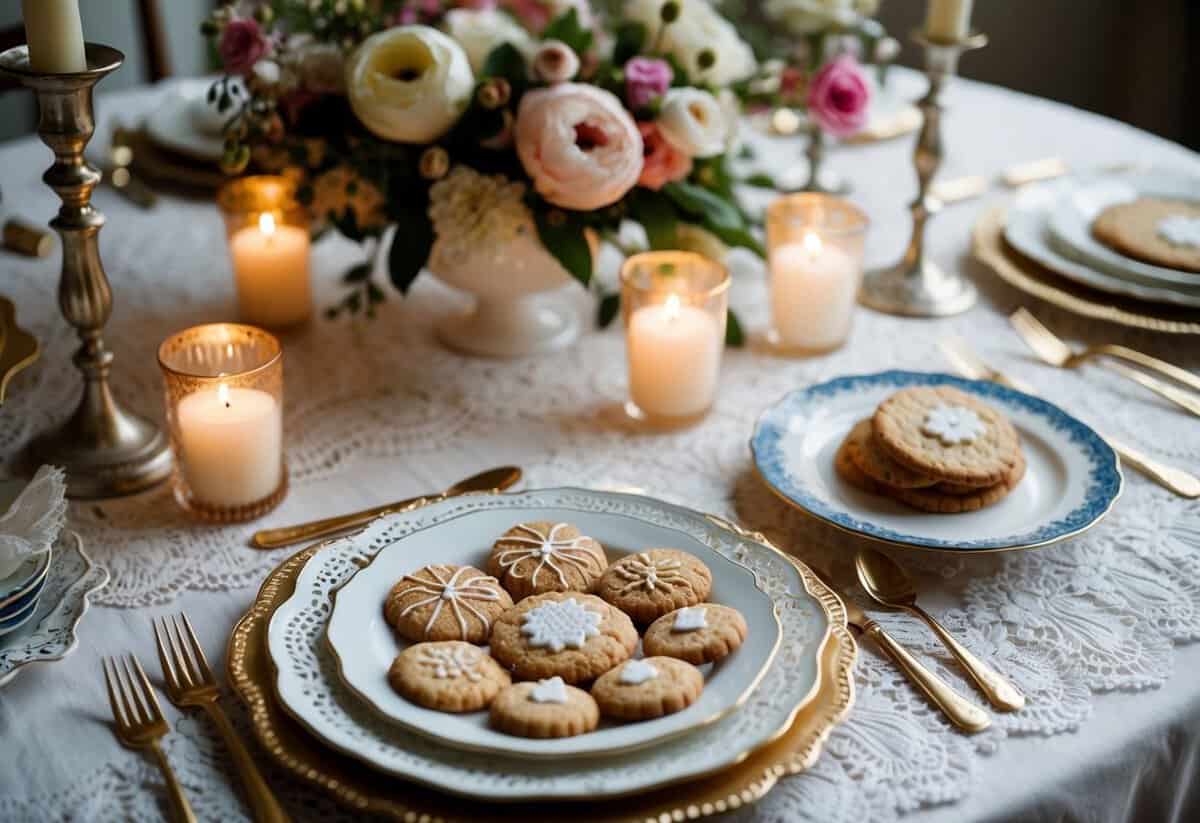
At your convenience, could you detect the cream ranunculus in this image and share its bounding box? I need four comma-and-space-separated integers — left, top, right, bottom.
442, 8, 535, 75
345, 25, 474, 144
657, 87, 727, 158
623, 0, 756, 87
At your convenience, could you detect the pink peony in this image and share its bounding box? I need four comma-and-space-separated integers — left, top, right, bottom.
219, 18, 269, 74
515, 83, 644, 211
806, 55, 870, 138
624, 57, 672, 110
637, 122, 691, 190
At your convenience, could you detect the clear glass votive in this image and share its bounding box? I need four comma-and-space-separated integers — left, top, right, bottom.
158, 323, 287, 522
766, 193, 868, 354
621, 251, 730, 429
217, 176, 312, 330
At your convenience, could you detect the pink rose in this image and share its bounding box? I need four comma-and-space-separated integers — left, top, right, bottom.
806, 55, 870, 138
624, 57, 672, 110
637, 122, 691, 190
515, 83, 643, 211
219, 18, 269, 75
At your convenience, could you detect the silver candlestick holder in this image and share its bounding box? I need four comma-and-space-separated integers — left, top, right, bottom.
0, 44, 171, 498
859, 30, 987, 317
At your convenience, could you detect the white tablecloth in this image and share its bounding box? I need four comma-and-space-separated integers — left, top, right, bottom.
1, 71, 1199, 822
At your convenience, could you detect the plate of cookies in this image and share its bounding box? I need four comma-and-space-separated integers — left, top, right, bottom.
322, 503, 782, 758
752, 371, 1122, 552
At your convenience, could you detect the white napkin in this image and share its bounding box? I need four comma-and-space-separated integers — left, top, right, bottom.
0, 466, 67, 581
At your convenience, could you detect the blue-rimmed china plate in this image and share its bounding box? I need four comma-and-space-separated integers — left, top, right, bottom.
751, 371, 1123, 552
0, 549, 51, 611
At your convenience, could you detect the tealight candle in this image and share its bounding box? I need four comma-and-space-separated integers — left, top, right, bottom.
21, 0, 86, 73
159, 323, 287, 521
925, 0, 974, 41
621, 252, 729, 428
767, 194, 868, 354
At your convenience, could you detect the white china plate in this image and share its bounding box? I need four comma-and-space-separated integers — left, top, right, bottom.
325, 505, 781, 759
1047, 170, 1200, 288
144, 79, 226, 162
0, 596, 39, 636
0, 549, 50, 611
751, 371, 1123, 553
268, 489, 837, 801
1005, 179, 1200, 307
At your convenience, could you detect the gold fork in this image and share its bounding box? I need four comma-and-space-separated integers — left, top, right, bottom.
102, 655, 198, 823
153, 614, 290, 823
1009, 308, 1200, 418
940, 336, 1200, 498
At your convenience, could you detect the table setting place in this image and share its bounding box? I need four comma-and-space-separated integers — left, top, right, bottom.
1, 0, 1198, 821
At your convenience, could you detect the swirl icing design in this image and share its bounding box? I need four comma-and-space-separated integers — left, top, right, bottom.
619, 659, 658, 685
1157, 214, 1200, 248
529, 676, 568, 704
417, 644, 483, 682
921, 403, 986, 446
612, 553, 693, 595
520, 597, 602, 652
396, 565, 504, 639
495, 523, 604, 587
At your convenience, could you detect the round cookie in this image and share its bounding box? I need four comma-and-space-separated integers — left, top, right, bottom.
642, 604, 748, 665
384, 564, 513, 644
489, 677, 600, 738
487, 521, 608, 600
892, 449, 1027, 513
1091, 197, 1200, 273
844, 418, 938, 489
591, 657, 705, 721
489, 592, 638, 684
594, 549, 713, 625
387, 641, 511, 712
835, 436, 887, 494
872, 386, 1020, 487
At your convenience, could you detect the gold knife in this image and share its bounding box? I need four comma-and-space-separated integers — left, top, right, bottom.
250, 466, 523, 549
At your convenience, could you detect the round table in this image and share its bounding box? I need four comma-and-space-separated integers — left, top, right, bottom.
1, 72, 1198, 823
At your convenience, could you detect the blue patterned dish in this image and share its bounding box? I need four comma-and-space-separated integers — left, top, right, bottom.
0, 595, 39, 636
0, 572, 47, 620
751, 371, 1123, 552
0, 548, 51, 611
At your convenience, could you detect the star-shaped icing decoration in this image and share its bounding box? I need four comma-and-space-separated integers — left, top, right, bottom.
619, 658, 659, 685
672, 606, 708, 633
529, 676, 568, 704
921, 403, 986, 446
520, 597, 602, 652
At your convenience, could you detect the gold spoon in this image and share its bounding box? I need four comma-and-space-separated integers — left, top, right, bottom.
251, 466, 522, 549
856, 548, 1026, 712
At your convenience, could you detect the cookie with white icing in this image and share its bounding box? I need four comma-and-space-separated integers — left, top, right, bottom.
487, 521, 608, 600
1091, 197, 1200, 273
489, 677, 600, 738
388, 641, 511, 712
590, 656, 705, 721
642, 604, 748, 665
488, 592, 638, 684
594, 549, 713, 625
384, 564, 513, 644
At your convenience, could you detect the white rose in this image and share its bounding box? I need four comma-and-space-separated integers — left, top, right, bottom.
623, 0, 756, 87
657, 87, 727, 158
442, 8, 535, 75
345, 25, 474, 144
763, 0, 879, 35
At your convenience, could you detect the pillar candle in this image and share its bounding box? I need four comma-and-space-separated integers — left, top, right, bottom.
925, 0, 974, 41
176, 383, 283, 507
627, 295, 722, 419
769, 232, 859, 350
21, 0, 86, 73
229, 213, 312, 329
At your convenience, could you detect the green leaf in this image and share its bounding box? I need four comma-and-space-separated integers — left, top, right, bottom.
613, 21, 646, 65
725, 308, 745, 347
387, 205, 434, 294
342, 261, 371, 284
542, 9, 593, 56
740, 172, 778, 189
481, 42, 528, 98
662, 181, 764, 256
534, 209, 592, 287
627, 188, 679, 250
597, 293, 621, 328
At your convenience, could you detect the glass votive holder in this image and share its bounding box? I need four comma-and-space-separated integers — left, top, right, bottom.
766, 193, 868, 354
620, 251, 730, 429
158, 323, 287, 522
217, 176, 313, 330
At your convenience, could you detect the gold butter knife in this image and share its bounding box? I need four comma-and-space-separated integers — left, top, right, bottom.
251, 466, 522, 549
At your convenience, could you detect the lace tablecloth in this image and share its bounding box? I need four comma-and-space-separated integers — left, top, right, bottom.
1, 72, 1199, 822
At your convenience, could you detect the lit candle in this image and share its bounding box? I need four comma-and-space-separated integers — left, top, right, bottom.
925, 0, 974, 41
21, 0, 86, 73
770, 232, 859, 351
627, 294, 723, 419
176, 382, 283, 507
229, 213, 312, 329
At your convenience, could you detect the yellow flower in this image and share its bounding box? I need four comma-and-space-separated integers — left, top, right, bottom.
312, 165, 387, 229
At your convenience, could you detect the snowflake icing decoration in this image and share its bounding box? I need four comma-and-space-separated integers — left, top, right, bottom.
396, 565, 504, 639
1157, 214, 1200, 248
417, 644, 484, 682
921, 403, 986, 446
520, 597, 602, 652
495, 522, 604, 588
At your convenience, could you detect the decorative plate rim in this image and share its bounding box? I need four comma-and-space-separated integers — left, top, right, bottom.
750, 370, 1124, 553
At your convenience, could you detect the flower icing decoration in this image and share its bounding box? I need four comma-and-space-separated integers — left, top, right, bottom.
1157, 215, 1200, 248
520, 597, 602, 652
619, 659, 659, 685
417, 644, 483, 682
495, 523, 604, 587
396, 565, 505, 639
529, 676, 568, 704
612, 553, 693, 595
921, 404, 987, 446
671, 606, 708, 633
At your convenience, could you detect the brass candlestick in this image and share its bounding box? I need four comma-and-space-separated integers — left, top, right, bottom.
859, 30, 987, 317
0, 44, 171, 498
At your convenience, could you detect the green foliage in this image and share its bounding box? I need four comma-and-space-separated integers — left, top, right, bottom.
662, 181, 763, 257
627, 189, 679, 250
612, 22, 647, 65
725, 308, 745, 347
542, 9, 594, 56
387, 204, 434, 294
481, 43, 529, 99
534, 209, 593, 287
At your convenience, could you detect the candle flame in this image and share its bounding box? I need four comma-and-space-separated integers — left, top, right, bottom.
258, 212, 277, 237
665, 293, 682, 320
217, 383, 231, 408
803, 231, 822, 255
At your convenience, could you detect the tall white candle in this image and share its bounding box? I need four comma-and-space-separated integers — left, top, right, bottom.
925, 0, 974, 41
21, 0, 86, 73
627, 295, 722, 419
229, 213, 312, 329
176, 383, 282, 507
770, 232, 859, 351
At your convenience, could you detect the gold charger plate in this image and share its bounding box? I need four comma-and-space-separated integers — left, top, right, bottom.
227, 529, 856, 822
973, 206, 1200, 335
